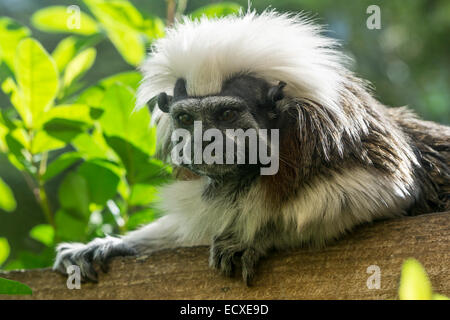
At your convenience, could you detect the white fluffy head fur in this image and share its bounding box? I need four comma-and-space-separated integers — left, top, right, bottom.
137, 10, 352, 137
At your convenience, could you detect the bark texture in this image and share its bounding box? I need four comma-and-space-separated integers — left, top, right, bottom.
1, 212, 449, 300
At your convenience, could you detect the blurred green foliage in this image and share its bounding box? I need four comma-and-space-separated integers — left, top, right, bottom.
0, 238, 32, 294
0, 0, 448, 271
0, 277, 32, 295
0, 0, 242, 270
399, 258, 448, 300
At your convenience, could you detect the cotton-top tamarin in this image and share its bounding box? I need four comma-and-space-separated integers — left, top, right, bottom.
53, 10, 450, 284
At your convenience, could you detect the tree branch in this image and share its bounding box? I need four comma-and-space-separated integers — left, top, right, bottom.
1, 212, 449, 299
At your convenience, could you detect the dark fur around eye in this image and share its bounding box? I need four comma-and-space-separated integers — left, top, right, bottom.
218, 109, 239, 122
176, 113, 194, 126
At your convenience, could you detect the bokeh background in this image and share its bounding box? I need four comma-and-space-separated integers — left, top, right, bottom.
0, 0, 449, 269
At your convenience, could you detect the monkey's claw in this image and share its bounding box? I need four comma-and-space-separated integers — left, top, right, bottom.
53, 236, 137, 282
209, 236, 263, 286
240, 247, 261, 285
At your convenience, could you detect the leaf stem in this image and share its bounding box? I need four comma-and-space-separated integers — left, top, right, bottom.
166, 0, 176, 26
25, 128, 55, 228
38, 183, 54, 228
37, 152, 54, 228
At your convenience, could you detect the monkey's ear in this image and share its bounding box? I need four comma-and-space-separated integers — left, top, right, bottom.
174, 78, 188, 100
157, 92, 172, 113
268, 81, 286, 103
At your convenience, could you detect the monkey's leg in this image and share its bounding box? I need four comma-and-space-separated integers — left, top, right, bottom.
53, 216, 181, 282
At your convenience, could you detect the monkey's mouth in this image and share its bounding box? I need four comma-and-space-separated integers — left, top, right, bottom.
172, 136, 272, 177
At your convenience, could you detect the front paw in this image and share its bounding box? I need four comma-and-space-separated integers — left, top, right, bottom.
53, 236, 137, 282
209, 235, 263, 286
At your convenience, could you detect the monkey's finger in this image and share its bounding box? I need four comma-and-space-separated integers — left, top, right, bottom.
241, 248, 260, 286
62, 257, 75, 275
209, 245, 223, 270
219, 251, 236, 277
79, 260, 98, 283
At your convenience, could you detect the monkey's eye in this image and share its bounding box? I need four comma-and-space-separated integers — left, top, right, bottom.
218, 109, 238, 122
176, 113, 194, 126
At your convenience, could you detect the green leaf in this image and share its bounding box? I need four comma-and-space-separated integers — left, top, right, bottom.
52, 36, 78, 72
0, 120, 7, 153
84, 0, 145, 29
0, 17, 31, 71
0, 237, 10, 266
31, 130, 66, 154
43, 118, 89, 143
75, 72, 143, 110
100, 83, 155, 155
97, 22, 144, 66
3, 247, 54, 270
0, 178, 16, 212
0, 278, 32, 295
4, 131, 33, 172
44, 104, 93, 124
14, 38, 59, 129
76, 85, 105, 109
41, 104, 93, 143
5, 129, 27, 158
71, 132, 107, 159
1, 78, 26, 123
104, 136, 146, 183
42, 152, 82, 182
29, 224, 55, 247
105, 136, 168, 184
99, 71, 142, 91
58, 172, 90, 219
432, 293, 449, 300
129, 183, 158, 206
63, 48, 96, 88
126, 208, 155, 230
0, 107, 18, 131
6, 155, 25, 172
31, 6, 99, 35
190, 2, 242, 19
10, 127, 30, 150
141, 17, 165, 40
72, 130, 117, 161
84, 0, 146, 65
399, 258, 433, 300
55, 209, 88, 242
0, 108, 20, 153
78, 160, 120, 206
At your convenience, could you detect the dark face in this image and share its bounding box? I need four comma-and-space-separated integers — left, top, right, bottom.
157, 75, 285, 178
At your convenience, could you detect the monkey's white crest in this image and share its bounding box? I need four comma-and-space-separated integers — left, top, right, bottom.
137, 10, 350, 132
